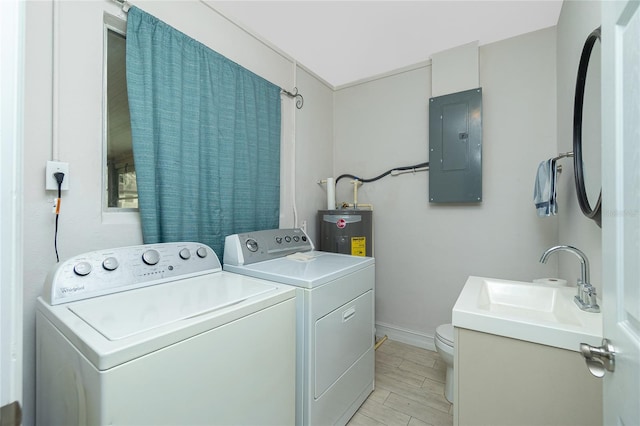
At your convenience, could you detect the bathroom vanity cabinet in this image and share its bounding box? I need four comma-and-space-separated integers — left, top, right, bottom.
453, 327, 602, 426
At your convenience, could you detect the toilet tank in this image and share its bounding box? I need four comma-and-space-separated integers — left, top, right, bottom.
317, 209, 373, 257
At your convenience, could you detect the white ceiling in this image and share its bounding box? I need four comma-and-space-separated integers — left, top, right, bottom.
210, 0, 563, 88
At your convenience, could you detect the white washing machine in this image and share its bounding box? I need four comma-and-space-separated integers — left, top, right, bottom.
224, 228, 375, 426
36, 242, 296, 426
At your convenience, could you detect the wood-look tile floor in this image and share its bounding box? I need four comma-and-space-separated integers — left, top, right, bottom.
348, 339, 453, 426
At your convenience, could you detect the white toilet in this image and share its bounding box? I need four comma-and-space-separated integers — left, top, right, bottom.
434, 323, 454, 403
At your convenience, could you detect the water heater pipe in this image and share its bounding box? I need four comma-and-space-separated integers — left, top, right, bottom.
374, 335, 388, 350
340, 203, 373, 210
326, 177, 335, 210
351, 179, 361, 208
317, 178, 336, 210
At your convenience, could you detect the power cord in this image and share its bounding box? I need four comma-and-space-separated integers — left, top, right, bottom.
335, 161, 430, 185
54, 172, 65, 262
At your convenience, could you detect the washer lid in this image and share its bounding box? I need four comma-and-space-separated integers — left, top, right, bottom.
436, 324, 454, 346
37, 272, 295, 371
68, 273, 277, 341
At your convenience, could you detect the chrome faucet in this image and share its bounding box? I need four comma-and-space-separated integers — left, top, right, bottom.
539, 245, 600, 313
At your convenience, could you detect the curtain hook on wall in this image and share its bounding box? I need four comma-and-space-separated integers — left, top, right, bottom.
281, 87, 304, 109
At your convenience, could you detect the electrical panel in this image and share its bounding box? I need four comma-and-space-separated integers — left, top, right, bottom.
428, 88, 482, 203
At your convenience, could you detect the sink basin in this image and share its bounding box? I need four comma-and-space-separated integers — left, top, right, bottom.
480, 279, 556, 311
453, 276, 602, 351
477, 278, 581, 325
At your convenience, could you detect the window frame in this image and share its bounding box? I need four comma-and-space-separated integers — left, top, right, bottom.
102, 12, 139, 214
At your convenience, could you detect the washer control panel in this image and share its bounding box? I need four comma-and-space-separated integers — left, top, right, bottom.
224, 228, 313, 266
42, 242, 220, 305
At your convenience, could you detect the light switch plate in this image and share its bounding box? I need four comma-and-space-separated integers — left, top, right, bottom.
46, 161, 69, 191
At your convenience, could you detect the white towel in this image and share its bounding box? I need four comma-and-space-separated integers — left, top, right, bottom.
286, 251, 316, 262
533, 159, 558, 216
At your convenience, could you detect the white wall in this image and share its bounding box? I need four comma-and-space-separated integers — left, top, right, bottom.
20, 1, 605, 423
1, 0, 24, 410
334, 27, 559, 348
23, 4, 58, 425
556, 1, 602, 294
293, 66, 334, 243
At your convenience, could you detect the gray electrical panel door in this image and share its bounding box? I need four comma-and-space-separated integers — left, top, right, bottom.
429, 88, 482, 203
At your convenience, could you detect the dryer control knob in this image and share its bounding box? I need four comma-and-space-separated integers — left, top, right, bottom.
196, 247, 208, 258
102, 257, 119, 271
142, 249, 160, 265
74, 261, 92, 276
246, 239, 259, 252
179, 248, 191, 260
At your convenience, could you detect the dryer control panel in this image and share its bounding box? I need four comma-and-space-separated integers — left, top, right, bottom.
224, 228, 313, 266
42, 242, 220, 305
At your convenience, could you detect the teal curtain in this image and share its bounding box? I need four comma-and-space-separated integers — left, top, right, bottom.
126, 7, 281, 257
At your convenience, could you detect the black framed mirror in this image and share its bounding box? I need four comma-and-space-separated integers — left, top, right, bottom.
573, 27, 602, 227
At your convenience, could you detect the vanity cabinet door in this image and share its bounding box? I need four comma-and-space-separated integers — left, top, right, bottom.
454, 328, 601, 426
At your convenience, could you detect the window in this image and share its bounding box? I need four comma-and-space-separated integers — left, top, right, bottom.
104, 14, 137, 209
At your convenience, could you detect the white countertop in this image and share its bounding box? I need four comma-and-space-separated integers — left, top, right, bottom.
452, 276, 603, 351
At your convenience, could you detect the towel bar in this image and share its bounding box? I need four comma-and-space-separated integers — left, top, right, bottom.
552, 151, 573, 174
553, 151, 574, 161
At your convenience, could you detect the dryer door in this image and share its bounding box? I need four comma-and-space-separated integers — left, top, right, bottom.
314, 290, 373, 397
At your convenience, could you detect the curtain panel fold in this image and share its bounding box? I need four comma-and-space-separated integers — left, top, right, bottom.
126, 6, 281, 257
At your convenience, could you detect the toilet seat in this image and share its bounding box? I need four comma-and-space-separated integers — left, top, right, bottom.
436, 324, 454, 346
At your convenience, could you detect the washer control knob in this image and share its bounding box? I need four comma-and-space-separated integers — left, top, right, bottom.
196, 247, 208, 258
275, 236, 283, 244
73, 261, 92, 276
284, 236, 291, 243
142, 249, 160, 265
102, 257, 119, 271
293, 236, 300, 242
302, 236, 307, 242
179, 248, 191, 260
246, 239, 259, 252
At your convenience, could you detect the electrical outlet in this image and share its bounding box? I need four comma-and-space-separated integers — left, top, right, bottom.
46, 161, 69, 191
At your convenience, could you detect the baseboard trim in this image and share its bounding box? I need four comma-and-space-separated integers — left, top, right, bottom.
375, 322, 436, 351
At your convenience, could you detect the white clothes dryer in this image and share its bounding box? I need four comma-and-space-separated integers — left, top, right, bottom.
36, 242, 296, 426
224, 229, 375, 426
